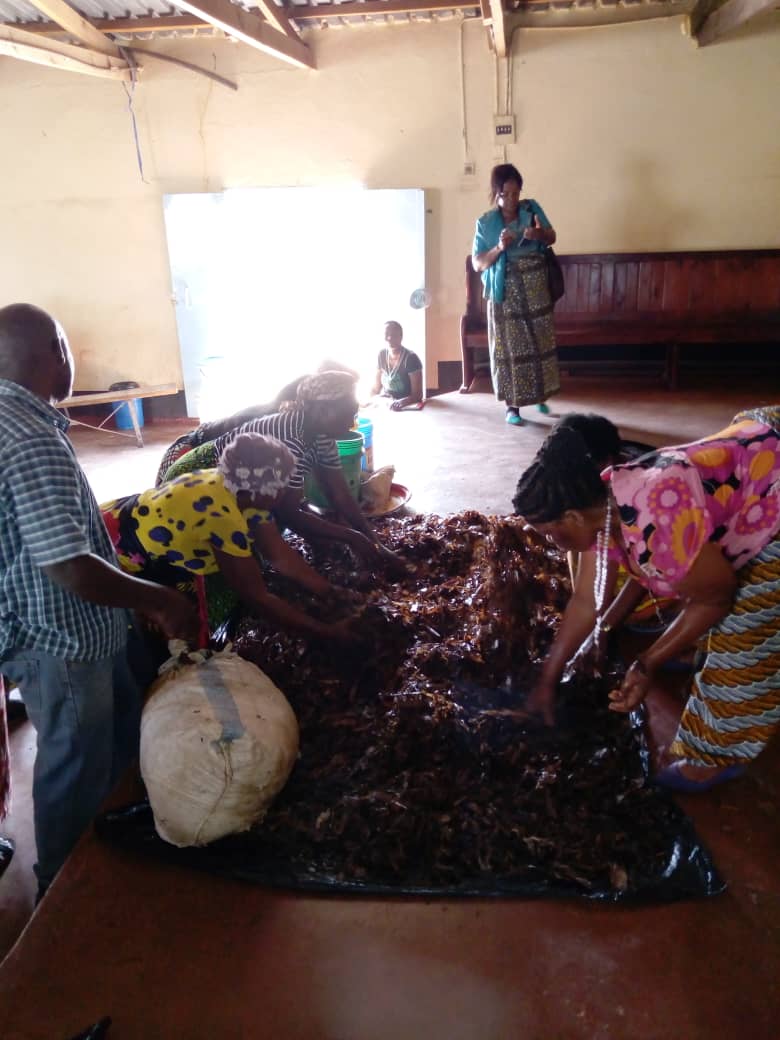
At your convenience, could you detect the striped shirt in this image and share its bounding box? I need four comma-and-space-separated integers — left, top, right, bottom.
213, 409, 341, 491
0, 379, 127, 661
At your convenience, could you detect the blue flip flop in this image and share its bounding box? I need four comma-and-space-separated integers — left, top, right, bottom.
505, 410, 524, 426
653, 761, 746, 793
537, 403, 550, 415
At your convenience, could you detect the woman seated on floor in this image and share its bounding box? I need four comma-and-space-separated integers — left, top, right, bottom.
368, 321, 423, 411
102, 433, 357, 647
160, 371, 402, 570
155, 360, 359, 485
512, 406, 780, 792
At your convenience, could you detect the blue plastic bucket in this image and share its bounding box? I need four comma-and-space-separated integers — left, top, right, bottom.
110, 381, 144, 431
356, 416, 374, 471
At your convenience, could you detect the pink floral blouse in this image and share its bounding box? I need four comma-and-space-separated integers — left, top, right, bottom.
604, 410, 780, 596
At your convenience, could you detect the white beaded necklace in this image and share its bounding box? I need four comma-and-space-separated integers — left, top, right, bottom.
593, 493, 613, 641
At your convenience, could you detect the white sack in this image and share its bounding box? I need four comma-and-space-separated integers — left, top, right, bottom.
140, 650, 299, 847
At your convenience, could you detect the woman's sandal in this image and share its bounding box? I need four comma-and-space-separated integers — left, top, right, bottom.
505, 409, 524, 426
653, 761, 746, 793
537, 403, 550, 415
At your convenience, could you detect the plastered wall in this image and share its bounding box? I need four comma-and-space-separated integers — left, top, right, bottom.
1, 15, 778, 390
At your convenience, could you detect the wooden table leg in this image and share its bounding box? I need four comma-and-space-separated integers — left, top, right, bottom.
128, 399, 144, 448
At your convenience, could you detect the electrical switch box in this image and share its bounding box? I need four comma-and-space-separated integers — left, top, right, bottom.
493, 115, 516, 143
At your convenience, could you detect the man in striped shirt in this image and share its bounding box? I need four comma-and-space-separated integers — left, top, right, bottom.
0, 304, 197, 896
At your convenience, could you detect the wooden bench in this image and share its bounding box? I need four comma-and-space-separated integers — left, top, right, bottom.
59, 383, 178, 447
460, 249, 780, 391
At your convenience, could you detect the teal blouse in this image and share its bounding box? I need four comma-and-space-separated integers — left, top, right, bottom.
472, 199, 553, 303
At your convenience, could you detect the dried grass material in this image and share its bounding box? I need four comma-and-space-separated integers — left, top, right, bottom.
218, 514, 705, 896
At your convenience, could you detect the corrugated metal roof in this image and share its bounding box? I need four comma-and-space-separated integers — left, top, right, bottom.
0, 0, 181, 25
0, 0, 697, 37
0, 0, 480, 34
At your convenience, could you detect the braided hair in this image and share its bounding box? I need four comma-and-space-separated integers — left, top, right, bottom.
512, 427, 607, 523
554, 413, 621, 471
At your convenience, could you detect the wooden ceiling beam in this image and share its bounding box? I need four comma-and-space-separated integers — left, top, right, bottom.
25, 0, 122, 57
15, 0, 480, 37
169, 0, 314, 67
488, 0, 507, 55
252, 0, 301, 37
695, 0, 777, 45
291, 0, 478, 15
0, 24, 132, 79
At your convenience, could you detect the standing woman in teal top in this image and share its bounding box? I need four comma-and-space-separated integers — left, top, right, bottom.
472, 164, 560, 426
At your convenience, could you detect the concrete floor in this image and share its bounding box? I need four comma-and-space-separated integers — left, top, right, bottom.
1, 376, 779, 1038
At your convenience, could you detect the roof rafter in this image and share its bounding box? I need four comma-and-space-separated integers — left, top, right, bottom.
18, 0, 480, 37
695, 0, 777, 45
25, 0, 122, 57
489, 0, 507, 55
252, 0, 301, 37
0, 23, 132, 79
170, 0, 315, 67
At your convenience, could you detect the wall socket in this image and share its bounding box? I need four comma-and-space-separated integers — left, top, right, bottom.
493, 115, 516, 143
463, 161, 476, 176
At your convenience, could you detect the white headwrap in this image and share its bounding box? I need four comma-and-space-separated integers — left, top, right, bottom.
218, 433, 295, 498
297, 370, 357, 404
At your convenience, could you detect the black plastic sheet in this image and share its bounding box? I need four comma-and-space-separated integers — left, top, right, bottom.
100, 515, 724, 904
97, 691, 724, 904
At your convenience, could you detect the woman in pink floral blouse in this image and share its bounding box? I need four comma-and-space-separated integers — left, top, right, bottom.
513, 406, 780, 792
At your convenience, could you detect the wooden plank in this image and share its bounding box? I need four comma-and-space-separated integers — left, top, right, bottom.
0, 25, 131, 79
172, 0, 314, 69
598, 258, 614, 313
21, 2, 479, 36
624, 261, 639, 313
26, 0, 121, 57
748, 258, 780, 311
488, 0, 507, 56
612, 261, 627, 312
253, 0, 301, 38
637, 259, 666, 311
575, 261, 590, 313
688, 258, 710, 312
662, 258, 692, 313
696, 0, 777, 46
587, 262, 602, 313
60, 383, 178, 408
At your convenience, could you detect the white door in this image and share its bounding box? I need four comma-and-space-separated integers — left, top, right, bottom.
163, 187, 426, 419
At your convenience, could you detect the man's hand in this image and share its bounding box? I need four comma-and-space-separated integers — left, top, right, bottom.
608, 659, 652, 713
142, 587, 200, 645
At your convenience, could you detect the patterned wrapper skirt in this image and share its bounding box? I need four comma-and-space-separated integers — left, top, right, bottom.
155, 431, 203, 486
0, 677, 10, 819
159, 442, 218, 484
487, 254, 560, 407
671, 532, 780, 766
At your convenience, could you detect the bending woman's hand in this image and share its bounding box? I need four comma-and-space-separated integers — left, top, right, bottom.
608, 659, 652, 713
524, 680, 556, 727
564, 625, 610, 680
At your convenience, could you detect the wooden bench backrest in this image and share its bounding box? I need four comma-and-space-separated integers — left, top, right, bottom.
465, 250, 780, 322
